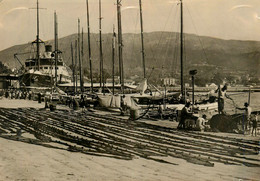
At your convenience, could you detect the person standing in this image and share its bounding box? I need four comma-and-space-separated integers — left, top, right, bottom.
236, 102, 252, 133
251, 114, 258, 136
178, 102, 192, 129
158, 103, 163, 119
120, 95, 127, 115
216, 84, 231, 114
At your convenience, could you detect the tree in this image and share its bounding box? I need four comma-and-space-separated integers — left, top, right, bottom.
0, 62, 11, 74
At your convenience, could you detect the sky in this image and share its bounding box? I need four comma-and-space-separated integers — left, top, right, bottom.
0, 0, 260, 51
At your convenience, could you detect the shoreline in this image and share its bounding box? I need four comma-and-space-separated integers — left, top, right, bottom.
166, 87, 260, 93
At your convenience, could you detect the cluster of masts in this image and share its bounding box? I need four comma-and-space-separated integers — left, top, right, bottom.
33, 0, 185, 97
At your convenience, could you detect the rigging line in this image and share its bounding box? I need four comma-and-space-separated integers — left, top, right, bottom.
163, 32, 176, 75
173, 31, 179, 75
102, 34, 111, 66
185, 0, 229, 62
172, 7, 180, 76
185, 0, 212, 36
148, 3, 177, 66
185, 3, 209, 63
130, 11, 140, 71
157, 3, 177, 57
162, 4, 180, 70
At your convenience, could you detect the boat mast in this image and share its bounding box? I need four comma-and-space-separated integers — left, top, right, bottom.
71, 42, 75, 95
54, 11, 58, 86
180, 0, 184, 99
86, 0, 93, 93
117, 0, 124, 93
248, 87, 251, 105
36, 0, 40, 71
112, 25, 116, 95
81, 28, 84, 93
99, 0, 104, 94
78, 19, 83, 93
31, 0, 45, 71
75, 40, 78, 93
139, 0, 146, 78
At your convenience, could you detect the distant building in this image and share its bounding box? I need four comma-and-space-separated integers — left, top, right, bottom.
161, 78, 176, 86
0, 74, 19, 89
185, 83, 190, 88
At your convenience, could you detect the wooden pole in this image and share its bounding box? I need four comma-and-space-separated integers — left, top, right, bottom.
78, 19, 82, 93
248, 87, 251, 105
36, 0, 40, 71
86, 0, 93, 92
81, 28, 84, 92
54, 11, 58, 86
71, 42, 75, 95
180, 0, 184, 100
117, 0, 124, 94
99, 0, 104, 94
112, 25, 116, 95
75, 40, 78, 94
139, 0, 146, 78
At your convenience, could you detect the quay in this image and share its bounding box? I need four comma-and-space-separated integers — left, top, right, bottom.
0, 98, 259, 180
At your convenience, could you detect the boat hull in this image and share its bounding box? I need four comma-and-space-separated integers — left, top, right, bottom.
19, 73, 52, 88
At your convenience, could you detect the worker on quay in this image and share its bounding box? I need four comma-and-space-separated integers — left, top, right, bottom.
28, 90, 32, 100
251, 113, 258, 136
38, 92, 42, 103
79, 94, 87, 112
216, 83, 232, 114
79, 95, 85, 107
72, 98, 79, 110
120, 95, 127, 115
178, 102, 192, 130
236, 102, 252, 133
195, 114, 207, 132
158, 102, 163, 119
5, 90, 9, 98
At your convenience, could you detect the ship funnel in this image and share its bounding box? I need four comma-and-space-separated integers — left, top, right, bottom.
45, 45, 52, 52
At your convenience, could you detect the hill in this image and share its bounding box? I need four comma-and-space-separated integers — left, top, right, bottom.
0, 32, 259, 82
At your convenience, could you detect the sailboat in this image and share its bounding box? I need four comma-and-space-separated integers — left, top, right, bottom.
131, 0, 218, 120
95, 0, 218, 118
96, 0, 141, 113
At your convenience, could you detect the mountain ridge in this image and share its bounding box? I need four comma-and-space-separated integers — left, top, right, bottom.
0, 32, 259, 79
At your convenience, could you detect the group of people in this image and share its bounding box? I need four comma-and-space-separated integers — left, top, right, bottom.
64, 94, 89, 111
3, 89, 33, 100
236, 102, 258, 136
210, 83, 258, 136
176, 83, 258, 136
177, 102, 208, 131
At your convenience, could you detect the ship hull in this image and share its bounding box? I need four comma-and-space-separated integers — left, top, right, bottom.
20, 73, 52, 88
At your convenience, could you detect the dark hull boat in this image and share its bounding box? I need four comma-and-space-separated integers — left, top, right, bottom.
16, 1, 71, 89
20, 71, 52, 88
19, 44, 71, 88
